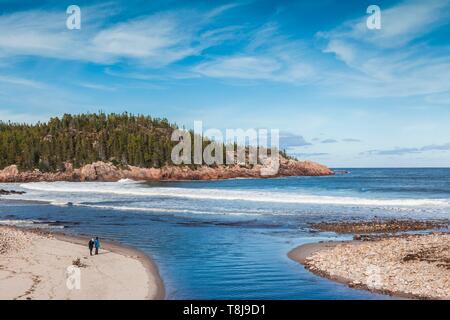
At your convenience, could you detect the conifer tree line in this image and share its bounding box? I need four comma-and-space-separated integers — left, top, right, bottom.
0, 113, 180, 171
0, 112, 291, 172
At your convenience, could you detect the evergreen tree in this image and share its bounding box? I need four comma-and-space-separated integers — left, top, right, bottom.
0, 113, 178, 171
0, 112, 287, 171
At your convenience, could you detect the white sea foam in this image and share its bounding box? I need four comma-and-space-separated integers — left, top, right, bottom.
19, 181, 450, 208
0, 219, 36, 226
117, 178, 138, 184
74, 203, 240, 215
49, 200, 71, 206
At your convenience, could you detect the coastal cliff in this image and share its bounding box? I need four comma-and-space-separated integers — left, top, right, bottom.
0, 157, 333, 182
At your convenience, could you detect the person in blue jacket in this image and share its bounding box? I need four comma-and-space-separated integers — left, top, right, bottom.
94, 237, 100, 255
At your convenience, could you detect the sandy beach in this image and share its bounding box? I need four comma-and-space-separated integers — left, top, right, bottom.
289, 233, 450, 300
0, 226, 164, 300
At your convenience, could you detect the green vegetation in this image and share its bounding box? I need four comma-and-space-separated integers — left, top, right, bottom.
0, 113, 179, 171
0, 113, 290, 172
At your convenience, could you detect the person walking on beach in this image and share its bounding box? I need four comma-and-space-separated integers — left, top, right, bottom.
88, 238, 95, 256
94, 237, 100, 255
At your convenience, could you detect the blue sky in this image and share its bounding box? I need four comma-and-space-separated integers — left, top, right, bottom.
0, 0, 449, 167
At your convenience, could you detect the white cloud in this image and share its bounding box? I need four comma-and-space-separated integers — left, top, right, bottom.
0, 5, 316, 85
0, 75, 45, 88
0, 5, 240, 67
370, 0, 448, 47
194, 23, 317, 83
90, 12, 202, 67
204, 3, 243, 20
321, 0, 450, 48
76, 82, 116, 91
194, 56, 279, 79
279, 132, 311, 149
362, 143, 450, 156
318, 0, 450, 98
323, 40, 355, 65
0, 5, 115, 63
194, 54, 315, 83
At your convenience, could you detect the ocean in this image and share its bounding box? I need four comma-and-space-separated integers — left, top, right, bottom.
1, 168, 449, 299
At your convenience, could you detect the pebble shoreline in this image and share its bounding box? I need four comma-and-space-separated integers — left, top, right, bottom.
290, 233, 450, 300
309, 219, 449, 234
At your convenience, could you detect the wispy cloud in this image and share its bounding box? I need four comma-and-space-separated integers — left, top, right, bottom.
362, 143, 450, 156
318, 0, 450, 97
193, 22, 316, 83
0, 5, 115, 63
321, 0, 449, 49
321, 139, 338, 144
342, 138, 362, 143
194, 55, 315, 83
279, 131, 312, 150
76, 82, 116, 91
0, 75, 45, 88
292, 152, 329, 158
0, 4, 240, 67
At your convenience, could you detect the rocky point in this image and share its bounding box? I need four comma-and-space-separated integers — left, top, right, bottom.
0, 157, 333, 183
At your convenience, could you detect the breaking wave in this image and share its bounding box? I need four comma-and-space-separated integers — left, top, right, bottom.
19, 181, 450, 207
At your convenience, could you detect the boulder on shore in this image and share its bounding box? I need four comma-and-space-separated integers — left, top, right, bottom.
0, 157, 333, 183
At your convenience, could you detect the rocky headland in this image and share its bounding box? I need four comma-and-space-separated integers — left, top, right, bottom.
0, 157, 333, 183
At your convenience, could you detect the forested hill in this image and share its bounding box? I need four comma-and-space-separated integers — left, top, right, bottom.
0, 113, 180, 171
